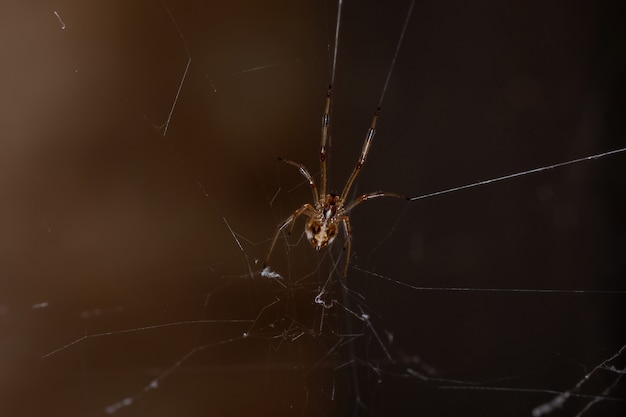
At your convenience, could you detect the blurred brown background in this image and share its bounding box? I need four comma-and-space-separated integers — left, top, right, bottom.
1, 0, 624, 416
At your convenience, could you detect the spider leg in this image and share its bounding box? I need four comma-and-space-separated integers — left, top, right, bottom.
344, 191, 408, 213
264, 203, 316, 270
320, 86, 331, 197
339, 215, 353, 278
278, 158, 320, 206
340, 109, 379, 202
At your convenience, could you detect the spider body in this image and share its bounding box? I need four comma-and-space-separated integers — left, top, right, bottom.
306, 194, 342, 250
264, 87, 407, 277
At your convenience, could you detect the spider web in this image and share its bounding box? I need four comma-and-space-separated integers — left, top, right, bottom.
1, 1, 625, 416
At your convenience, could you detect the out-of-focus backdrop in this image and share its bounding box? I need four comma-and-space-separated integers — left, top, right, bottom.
1, 1, 624, 416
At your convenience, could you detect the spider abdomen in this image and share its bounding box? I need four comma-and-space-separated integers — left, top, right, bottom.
305, 216, 338, 250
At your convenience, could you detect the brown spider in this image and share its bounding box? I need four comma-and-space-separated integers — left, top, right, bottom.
264, 86, 408, 277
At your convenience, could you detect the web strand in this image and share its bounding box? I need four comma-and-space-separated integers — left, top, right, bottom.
160, 0, 191, 136
378, 0, 415, 108
329, 0, 343, 86
409, 147, 626, 202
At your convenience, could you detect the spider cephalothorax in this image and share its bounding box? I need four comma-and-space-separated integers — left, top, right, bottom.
264, 86, 407, 277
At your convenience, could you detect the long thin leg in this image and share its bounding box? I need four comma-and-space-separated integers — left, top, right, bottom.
264, 204, 316, 269
340, 109, 379, 202
344, 191, 408, 213
339, 215, 353, 277
278, 158, 319, 206
320, 86, 331, 197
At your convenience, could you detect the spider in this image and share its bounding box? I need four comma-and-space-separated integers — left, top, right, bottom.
264, 86, 408, 277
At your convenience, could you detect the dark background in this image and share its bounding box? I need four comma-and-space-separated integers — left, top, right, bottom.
1, 0, 624, 416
